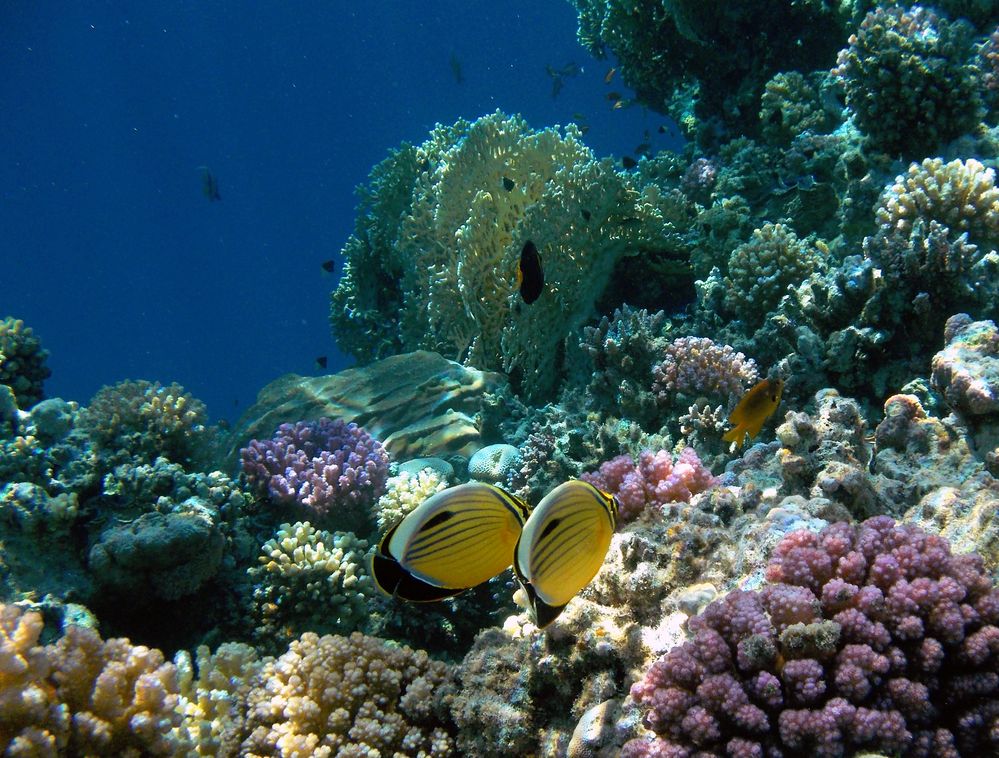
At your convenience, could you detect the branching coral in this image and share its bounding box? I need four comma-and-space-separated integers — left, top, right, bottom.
651, 336, 758, 410
374, 467, 448, 531
240, 630, 456, 757
330, 110, 671, 399
624, 517, 999, 757
240, 418, 389, 534
834, 5, 983, 156
248, 522, 376, 650
0, 317, 50, 409
580, 448, 717, 522
722, 222, 828, 327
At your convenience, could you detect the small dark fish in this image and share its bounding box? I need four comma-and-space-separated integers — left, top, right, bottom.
604, 67, 617, 84
572, 112, 587, 122
517, 240, 544, 305
449, 51, 464, 85
503, 177, 515, 192
634, 142, 652, 156
581, 209, 591, 221
321, 259, 336, 274
315, 356, 328, 370
199, 166, 221, 202
606, 91, 622, 101
658, 125, 667, 134
621, 156, 638, 169
546, 62, 581, 99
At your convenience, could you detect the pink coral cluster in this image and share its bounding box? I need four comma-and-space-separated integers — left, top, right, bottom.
240, 418, 389, 531
624, 517, 999, 757
581, 448, 717, 522
651, 337, 758, 408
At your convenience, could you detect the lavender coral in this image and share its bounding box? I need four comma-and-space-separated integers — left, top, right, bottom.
240, 418, 389, 534
625, 517, 999, 757
581, 448, 717, 522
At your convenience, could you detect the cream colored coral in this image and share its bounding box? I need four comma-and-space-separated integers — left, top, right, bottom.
175, 642, 262, 756
241, 631, 455, 758
876, 158, 999, 245
375, 468, 448, 530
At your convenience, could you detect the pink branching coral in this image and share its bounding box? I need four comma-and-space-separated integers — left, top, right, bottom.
240, 418, 389, 533
580, 448, 717, 522
624, 517, 999, 757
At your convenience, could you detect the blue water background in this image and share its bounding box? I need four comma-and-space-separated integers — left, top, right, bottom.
2, 2, 678, 420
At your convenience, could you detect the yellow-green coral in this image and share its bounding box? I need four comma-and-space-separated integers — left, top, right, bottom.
723, 222, 827, 325
875, 158, 999, 247
332, 110, 670, 399
0, 317, 50, 409
375, 467, 448, 531
248, 522, 375, 649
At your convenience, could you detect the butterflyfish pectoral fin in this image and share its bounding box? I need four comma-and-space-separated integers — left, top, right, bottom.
374, 482, 529, 602
514, 480, 618, 628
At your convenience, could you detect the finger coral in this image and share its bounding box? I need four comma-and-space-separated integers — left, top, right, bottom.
0, 316, 51, 410
240, 417, 389, 534
624, 517, 999, 757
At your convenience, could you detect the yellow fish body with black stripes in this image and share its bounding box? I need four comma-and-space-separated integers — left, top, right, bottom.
513, 480, 619, 628
371, 482, 530, 601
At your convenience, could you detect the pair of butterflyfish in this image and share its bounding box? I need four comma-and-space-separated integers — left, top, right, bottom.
371, 480, 619, 628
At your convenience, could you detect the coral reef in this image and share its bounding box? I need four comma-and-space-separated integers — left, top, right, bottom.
625, 517, 999, 757
240, 418, 389, 535
467, 443, 521, 483
651, 336, 757, 415
0, 316, 50, 409
374, 466, 449, 531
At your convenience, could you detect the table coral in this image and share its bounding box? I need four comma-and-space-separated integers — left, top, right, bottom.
833, 5, 982, 156
240, 417, 389, 535
581, 447, 717, 522
624, 517, 999, 757
240, 630, 456, 757
0, 316, 51, 410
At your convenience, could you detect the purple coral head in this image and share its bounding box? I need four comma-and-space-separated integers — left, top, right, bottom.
240, 417, 389, 532
625, 517, 999, 756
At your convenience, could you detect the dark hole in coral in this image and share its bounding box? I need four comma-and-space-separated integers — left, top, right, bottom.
597, 248, 696, 315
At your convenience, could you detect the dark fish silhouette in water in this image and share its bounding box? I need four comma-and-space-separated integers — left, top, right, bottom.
315, 356, 328, 370
449, 51, 463, 85
546, 62, 581, 99
517, 240, 544, 304
199, 166, 221, 202
321, 259, 336, 274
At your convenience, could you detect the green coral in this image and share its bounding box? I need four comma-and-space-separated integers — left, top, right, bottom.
833, 5, 982, 156
331, 110, 669, 399
0, 317, 51, 409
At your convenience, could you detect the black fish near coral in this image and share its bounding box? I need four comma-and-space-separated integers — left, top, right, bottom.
517, 240, 544, 304
198, 166, 221, 202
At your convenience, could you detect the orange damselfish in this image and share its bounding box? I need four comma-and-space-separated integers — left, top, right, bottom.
722, 377, 784, 447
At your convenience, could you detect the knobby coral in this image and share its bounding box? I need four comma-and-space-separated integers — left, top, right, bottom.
0, 317, 51, 410
625, 517, 999, 757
